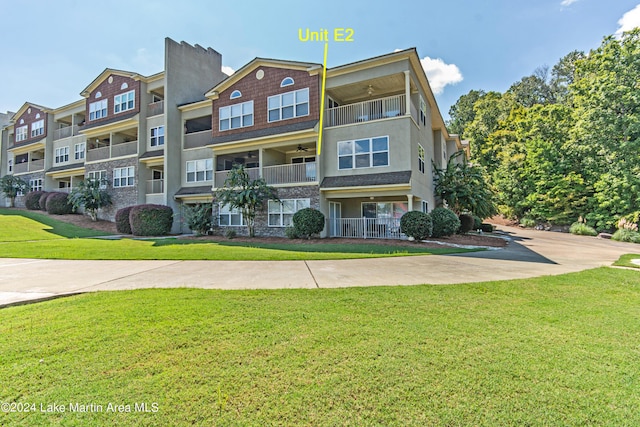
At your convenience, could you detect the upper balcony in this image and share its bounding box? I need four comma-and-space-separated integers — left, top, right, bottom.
54, 125, 81, 141
324, 94, 417, 128
214, 162, 317, 188
13, 150, 45, 174
147, 100, 164, 117
87, 141, 138, 162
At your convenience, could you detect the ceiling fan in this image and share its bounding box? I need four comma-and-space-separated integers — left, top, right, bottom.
296, 144, 309, 152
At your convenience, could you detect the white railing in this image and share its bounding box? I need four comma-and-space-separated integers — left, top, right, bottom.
147, 179, 164, 194
184, 130, 212, 149
147, 100, 164, 117
54, 125, 79, 140
214, 167, 259, 188
329, 217, 404, 240
325, 94, 407, 127
263, 163, 317, 185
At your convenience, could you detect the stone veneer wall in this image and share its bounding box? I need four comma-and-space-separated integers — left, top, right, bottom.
85, 157, 139, 221
213, 185, 320, 238
13, 172, 45, 208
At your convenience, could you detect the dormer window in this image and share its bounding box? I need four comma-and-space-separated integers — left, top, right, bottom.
230, 90, 242, 99
281, 77, 294, 87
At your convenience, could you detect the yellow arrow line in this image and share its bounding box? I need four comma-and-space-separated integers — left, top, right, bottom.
317, 42, 328, 156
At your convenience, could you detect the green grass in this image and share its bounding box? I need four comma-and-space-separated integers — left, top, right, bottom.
0, 209, 475, 260
1, 267, 639, 426
613, 254, 640, 268
0, 208, 109, 240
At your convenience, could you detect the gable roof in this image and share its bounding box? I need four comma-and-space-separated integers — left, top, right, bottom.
11, 102, 51, 122
205, 58, 322, 99
80, 68, 146, 98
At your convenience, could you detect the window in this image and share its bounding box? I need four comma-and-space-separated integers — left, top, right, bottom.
120, 83, 128, 90
230, 90, 242, 99
55, 147, 70, 164
327, 97, 340, 109
114, 90, 135, 113
421, 200, 428, 213
418, 144, 425, 173
362, 202, 408, 220
150, 126, 165, 146
280, 77, 294, 87
186, 159, 213, 182
113, 166, 135, 187
89, 99, 108, 120
219, 101, 253, 131
419, 95, 427, 126
218, 203, 244, 226
75, 142, 85, 160
8, 159, 13, 173
29, 178, 43, 192
31, 120, 44, 138
268, 198, 310, 227
16, 125, 28, 142
268, 88, 309, 122
87, 170, 107, 189
338, 136, 389, 170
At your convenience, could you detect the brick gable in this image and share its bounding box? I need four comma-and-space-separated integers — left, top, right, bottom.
13, 106, 47, 146
85, 74, 141, 125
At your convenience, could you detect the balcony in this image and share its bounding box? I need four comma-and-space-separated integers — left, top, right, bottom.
146, 179, 164, 194
13, 159, 45, 174
214, 163, 317, 188
184, 130, 212, 150
54, 125, 80, 140
325, 94, 415, 127
147, 100, 164, 117
86, 141, 137, 162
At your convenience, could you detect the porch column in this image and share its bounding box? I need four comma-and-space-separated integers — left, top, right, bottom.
407, 194, 414, 211
211, 151, 217, 190
258, 148, 264, 179
404, 70, 411, 116
109, 132, 113, 158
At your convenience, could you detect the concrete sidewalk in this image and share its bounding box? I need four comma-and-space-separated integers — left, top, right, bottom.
0, 226, 636, 307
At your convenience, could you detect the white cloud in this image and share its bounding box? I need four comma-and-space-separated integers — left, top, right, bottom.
616, 4, 640, 37
221, 65, 235, 76
419, 56, 463, 95
560, 0, 579, 6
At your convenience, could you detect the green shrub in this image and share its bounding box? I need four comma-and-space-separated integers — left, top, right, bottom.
520, 217, 536, 228
400, 211, 432, 240
473, 215, 482, 230
25, 191, 45, 210
292, 208, 325, 239
431, 208, 460, 238
459, 214, 475, 234
38, 192, 50, 211
569, 222, 598, 236
617, 212, 640, 231
611, 229, 640, 244
480, 223, 494, 233
285, 226, 300, 239
224, 228, 237, 239
115, 206, 134, 234
129, 204, 173, 236
45, 192, 73, 215
183, 203, 213, 236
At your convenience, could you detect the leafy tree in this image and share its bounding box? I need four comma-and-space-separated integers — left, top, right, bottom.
549, 50, 585, 104
183, 203, 213, 236
447, 89, 486, 137
68, 178, 112, 221
214, 165, 278, 237
0, 175, 28, 207
433, 151, 497, 219
507, 66, 555, 107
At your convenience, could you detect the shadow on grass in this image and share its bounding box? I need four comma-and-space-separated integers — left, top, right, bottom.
0, 208, 110, 239
148, 238, 480, 256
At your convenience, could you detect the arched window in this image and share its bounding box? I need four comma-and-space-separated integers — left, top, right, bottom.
230, 90, 242, 99
120, 82, 128, 90
35, 113, 41, 119
95, 91, 102, 99
280, 77, 294, 87
19, 119, 24, 124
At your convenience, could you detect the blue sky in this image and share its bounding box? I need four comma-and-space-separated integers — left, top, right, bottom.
1, 0, 639, 119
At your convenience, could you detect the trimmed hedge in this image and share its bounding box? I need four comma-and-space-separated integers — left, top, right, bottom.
129, 204, 173, 236
45, 192, 73, 215
480, 223, 494, 233
115, 206, 134, 234
25, 191, 45, 210
473, 215, 482, 230
400, 211, 432, 240
38, 192, 50, 211
459, 214, 475, 234
431, 207, 461, 238
292, 208, 325, 239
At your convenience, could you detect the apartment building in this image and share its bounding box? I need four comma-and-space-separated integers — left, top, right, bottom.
1, 42, 466, 238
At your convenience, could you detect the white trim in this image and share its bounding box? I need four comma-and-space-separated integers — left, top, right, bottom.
74, 142, 85, 160
186, 158, 213, 183
218, 203, 244, 226
280, 77, 294, 87
267, 88, 309, 123
337, 135, 389, 170
150, 126, 165, 147
89, 99, 108, 121
418, 143, 425, 174
267, 198, 310, 227
55, 146, 70, 164
114, 90, 135, 114
113, 166, 135, 188
219, 100, 253, 131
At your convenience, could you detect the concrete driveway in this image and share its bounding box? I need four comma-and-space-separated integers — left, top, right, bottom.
0, 226, 637, 307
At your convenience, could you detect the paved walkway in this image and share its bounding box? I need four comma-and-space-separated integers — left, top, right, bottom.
0, 226, 637, 307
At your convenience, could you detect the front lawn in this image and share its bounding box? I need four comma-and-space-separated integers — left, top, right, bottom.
0, 209, 476, 260
614, 254, 640, 268
1, 267, 638, 425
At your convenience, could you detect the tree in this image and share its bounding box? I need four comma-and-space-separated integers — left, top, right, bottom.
507, 66, 555, 107
183, 203, 213, 236
433, 151, 497, 219
0, 175, 28, 208
214, 165, 278, 237
68, 178, 112, 221
447, 89, 486, 137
